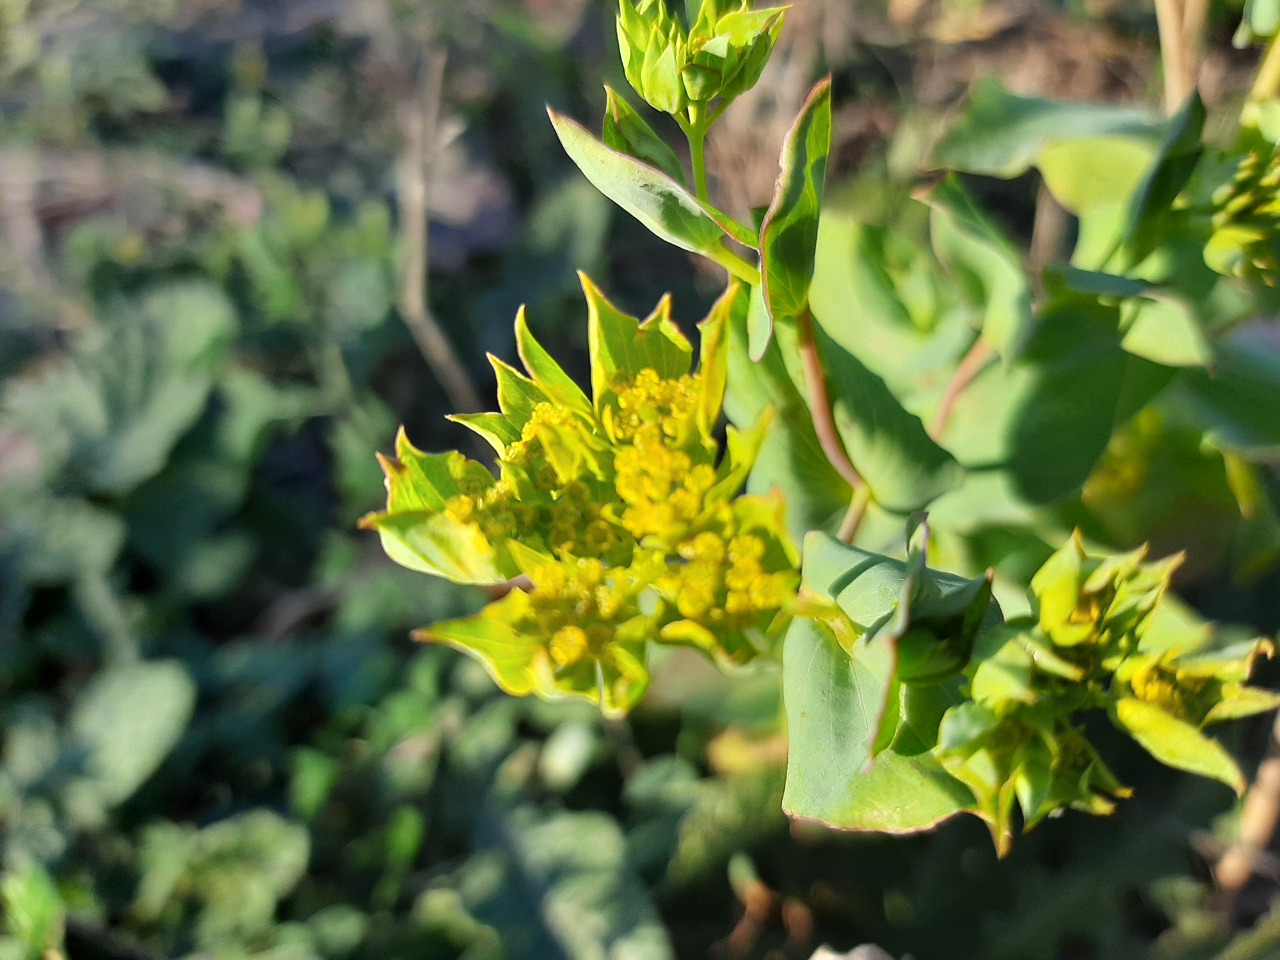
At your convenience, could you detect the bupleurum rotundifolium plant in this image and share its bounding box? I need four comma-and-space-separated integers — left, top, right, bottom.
361, 278, 798, 717
366, 0, 1280, 853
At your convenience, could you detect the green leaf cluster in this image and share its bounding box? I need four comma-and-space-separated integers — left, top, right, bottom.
785, 529, 1279, 854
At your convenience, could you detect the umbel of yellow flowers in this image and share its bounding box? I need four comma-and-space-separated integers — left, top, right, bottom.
360, 275, 798, 717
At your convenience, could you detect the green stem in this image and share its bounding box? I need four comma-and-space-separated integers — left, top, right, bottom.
838, 485, 872, 545
712, 248, 761, 286
685, 105, 711, 203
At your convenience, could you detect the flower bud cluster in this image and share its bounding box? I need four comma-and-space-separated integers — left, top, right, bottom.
441, 402, 625, 563
1032, 538, 1176, 663
524, 557, 653, 695
616, 0, 785, 122
936, 533, 1274, 854
942, 535, 1187, 855
1207, 144, 1280, 285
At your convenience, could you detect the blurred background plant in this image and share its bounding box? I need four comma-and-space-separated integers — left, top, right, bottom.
3, 1, 1280, 959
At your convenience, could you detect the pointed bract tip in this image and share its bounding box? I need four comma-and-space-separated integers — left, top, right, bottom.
393, 425, 417, 458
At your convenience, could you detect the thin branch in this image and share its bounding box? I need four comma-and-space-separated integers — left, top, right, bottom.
837, 485, 873, 544
1029, 180, 1068, 273
1215, 712, 1280, 904
930, 338, 993, 441
1155, 0, 1192, 114
797, 306, 863, 491
796, 306, 873, 544
253, 584, 340, 640
395, 48, 484, 414
1180, 0, 1208, 91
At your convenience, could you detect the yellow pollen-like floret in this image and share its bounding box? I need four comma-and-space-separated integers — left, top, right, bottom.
550, 625, 590, 668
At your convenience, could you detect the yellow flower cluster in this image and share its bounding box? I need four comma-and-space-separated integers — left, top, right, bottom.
365, 281, 798, 714
543, 481, 624, 562
663, 526, 792, 629
614, 425, 717, 541
605, 369, 699, 443
1121, 655, 1205, 719
506, 401, 583, 472
526, 558, 644, 667
442, 401, 624, 561
1209, 145, 1280, 285
515, 555, 659, 711
444, 481, 531, 544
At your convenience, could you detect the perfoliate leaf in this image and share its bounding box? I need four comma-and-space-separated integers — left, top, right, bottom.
756, 77, 832, 359
969, 625, 1041, 706
782, 533, 992, 833
492, 354, 550, 427
364, 509, 518, 584
695, 282, 735, 436
361, 430, 522, 584
419, 568, 653, 719
943, 292, 1174, 503
1120, 93, 1206, 267
448, 412, 523, 456
1039, 137, 1155, 215
417, 590, 541, 698
1112, 697, 1246, 793
1119, 295, 1214, 369
1163, 342, 1280, 458
1203, 684, 1280, 724
782, 614, 974, 833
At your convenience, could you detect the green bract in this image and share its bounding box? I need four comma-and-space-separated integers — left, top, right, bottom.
361, 276, 798, 717
616, 0, 785, 122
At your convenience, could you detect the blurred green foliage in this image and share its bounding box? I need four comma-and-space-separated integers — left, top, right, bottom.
3, 1, 1280, 959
